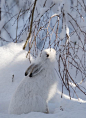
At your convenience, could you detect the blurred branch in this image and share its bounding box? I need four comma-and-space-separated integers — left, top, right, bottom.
0, 0, 1, 38
23, 0, 37, 50
16, 10, 21, 43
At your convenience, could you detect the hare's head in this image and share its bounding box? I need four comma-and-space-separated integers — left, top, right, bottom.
25, 48, 56, 77
38, 48, 56, 64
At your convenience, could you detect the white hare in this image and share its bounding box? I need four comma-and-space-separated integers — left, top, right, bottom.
8, 48, 57, 114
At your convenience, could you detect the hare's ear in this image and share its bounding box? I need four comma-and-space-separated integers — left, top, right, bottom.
25, 64, 35, 76
25, 63, 43, 77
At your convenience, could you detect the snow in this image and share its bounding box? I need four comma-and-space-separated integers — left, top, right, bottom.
0, 42, 86, 118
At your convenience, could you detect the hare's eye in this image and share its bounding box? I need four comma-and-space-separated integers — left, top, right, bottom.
46, 53, 49, 57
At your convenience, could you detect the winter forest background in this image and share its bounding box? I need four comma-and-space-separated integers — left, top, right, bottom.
0, 0, 86, 118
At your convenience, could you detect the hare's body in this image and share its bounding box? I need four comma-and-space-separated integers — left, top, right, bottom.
8, 48, 57, 114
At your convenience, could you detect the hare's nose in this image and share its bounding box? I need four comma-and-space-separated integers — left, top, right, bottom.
25, 72, 28, 76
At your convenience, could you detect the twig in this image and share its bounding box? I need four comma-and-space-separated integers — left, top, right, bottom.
16, 10, 21, 43
23, 0, 37, 50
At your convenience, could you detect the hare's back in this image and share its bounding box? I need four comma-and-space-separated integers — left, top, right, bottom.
9, 76, 47, 114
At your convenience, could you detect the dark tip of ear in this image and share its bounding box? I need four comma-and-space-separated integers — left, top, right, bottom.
29, 73, 32, 77
25, 72, 28, 76
46, 54, 49, 57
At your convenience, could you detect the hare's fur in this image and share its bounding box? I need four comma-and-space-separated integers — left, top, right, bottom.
8, 48, 57, 114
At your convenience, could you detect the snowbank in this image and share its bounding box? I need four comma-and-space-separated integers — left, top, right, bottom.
0, 42, 86, 118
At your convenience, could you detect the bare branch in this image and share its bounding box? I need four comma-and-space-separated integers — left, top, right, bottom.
23, 0, 37, 50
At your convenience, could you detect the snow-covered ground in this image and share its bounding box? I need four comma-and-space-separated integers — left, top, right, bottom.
0, 42, 86, 118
